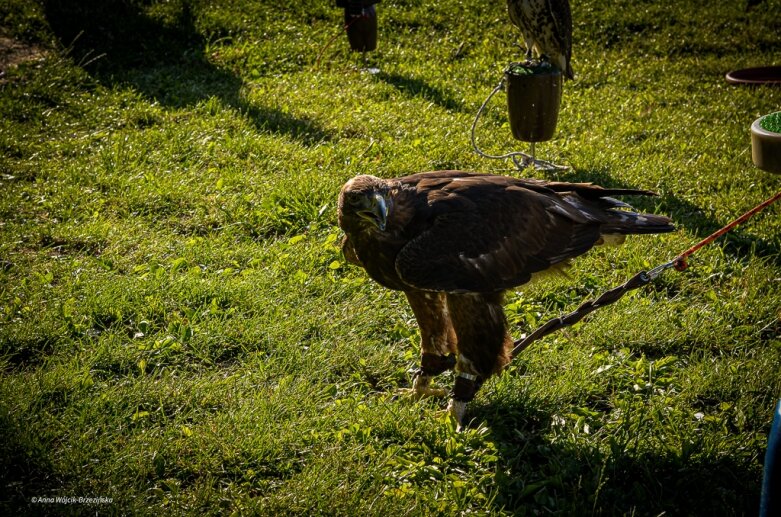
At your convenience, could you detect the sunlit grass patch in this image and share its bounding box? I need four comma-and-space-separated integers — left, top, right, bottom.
1, 0, 780, 514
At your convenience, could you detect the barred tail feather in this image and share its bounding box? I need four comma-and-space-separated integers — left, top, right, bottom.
602, 211, 675, 235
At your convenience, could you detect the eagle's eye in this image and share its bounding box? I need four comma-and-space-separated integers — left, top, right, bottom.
347, 191, 387, 231
346, 192, 371, 209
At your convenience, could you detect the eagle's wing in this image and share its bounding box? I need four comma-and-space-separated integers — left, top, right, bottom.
547, 0, 572, 52
507, 0, 522, 30
394, 184, 601, 293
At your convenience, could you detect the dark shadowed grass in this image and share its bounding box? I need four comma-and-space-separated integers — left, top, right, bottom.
1, 0, 781, 514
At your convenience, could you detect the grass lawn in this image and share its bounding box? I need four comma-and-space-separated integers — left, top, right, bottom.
1, 0, 780, 514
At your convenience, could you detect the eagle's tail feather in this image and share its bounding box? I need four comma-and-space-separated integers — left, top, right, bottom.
557, 190, 675, 236
601, 211, 676, 235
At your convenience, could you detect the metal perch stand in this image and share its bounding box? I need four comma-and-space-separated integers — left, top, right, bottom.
471, 73, 568, 172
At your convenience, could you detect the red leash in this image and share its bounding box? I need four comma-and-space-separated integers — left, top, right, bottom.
673, 189, 781, 271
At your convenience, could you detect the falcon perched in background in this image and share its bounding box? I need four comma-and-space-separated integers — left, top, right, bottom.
338, 171, 674, 428
507, 0, 574, 79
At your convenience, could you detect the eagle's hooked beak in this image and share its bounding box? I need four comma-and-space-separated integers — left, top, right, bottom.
356, 192, 388, 231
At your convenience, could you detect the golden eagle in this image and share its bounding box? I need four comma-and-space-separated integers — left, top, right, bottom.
338, 171, 673, 427
507, 0, 574, 79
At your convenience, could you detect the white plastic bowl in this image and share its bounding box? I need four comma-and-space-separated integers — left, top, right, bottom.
751, 112, 781, 174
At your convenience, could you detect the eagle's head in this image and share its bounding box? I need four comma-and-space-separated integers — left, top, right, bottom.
338, 175, 391, 233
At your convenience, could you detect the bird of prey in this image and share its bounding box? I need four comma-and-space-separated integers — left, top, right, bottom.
507, 0, 574, 79
338, 171, 674, 428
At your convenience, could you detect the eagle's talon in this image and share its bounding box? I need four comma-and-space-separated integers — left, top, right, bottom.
397, 374, 448, 399
521, 57, 536, 68
396, 386, 449, 399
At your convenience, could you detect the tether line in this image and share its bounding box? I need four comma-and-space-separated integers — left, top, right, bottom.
470, 77, 533, 168
315, 14, 363, 68
511, 189, 781, 358
672, 189, 781, 271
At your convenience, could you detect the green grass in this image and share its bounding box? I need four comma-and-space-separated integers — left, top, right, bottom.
1, 0, 781, 514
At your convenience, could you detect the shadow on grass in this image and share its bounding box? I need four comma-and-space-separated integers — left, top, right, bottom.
0, 412, 62, 515
0, 336, 56, 372
374, 71, 464, 112
466, 392, 761, 515
561, 166, 781, 267
41, 0, 331, 145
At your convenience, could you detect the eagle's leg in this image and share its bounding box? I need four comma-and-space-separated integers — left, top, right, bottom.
411, 353, 456, 397
445, 292, 513, 431
524, 42, 533, 63
402, 291, 457, 399
521, 35, 534, 63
